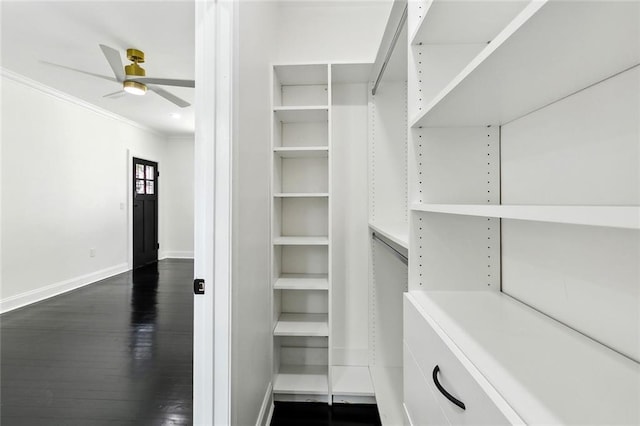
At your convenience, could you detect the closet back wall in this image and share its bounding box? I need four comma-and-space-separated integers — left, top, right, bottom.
501, 67, 640, 362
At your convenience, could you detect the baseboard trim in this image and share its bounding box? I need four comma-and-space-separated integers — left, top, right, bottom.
265, 402, 274, 426
256, 382, 274, 426
160, 251, 195, 260
0, 263, 129, 314
403, 403, 413, 426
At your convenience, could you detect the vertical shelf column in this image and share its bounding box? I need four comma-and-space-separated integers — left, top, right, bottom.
326, 64, 333, 405
271, 64, 331, 402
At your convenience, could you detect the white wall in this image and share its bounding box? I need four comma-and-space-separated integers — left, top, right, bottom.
331, 82, 370, 365
274, 1, 392, 64
162, 137, 195, 259
232, 2, 278, 425
1, 72, 194, 312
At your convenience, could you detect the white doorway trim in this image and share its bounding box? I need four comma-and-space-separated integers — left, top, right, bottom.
193, 0, 235, 424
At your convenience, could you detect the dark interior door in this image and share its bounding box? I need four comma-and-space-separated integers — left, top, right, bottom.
133, 158, 159, 269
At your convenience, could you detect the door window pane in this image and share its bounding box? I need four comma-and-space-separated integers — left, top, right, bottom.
146, 165, 155, 180
136, 179, 145, 194
136, 164, 145, 179
146, 180, 155, 195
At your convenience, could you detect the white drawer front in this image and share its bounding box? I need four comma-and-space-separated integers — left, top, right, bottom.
404, 342, 450, 426
404, 297, 512, 425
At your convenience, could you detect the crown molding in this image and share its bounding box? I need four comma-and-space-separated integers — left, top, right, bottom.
1, 67, 165, 138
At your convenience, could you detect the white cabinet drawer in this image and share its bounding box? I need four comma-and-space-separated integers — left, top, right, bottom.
404, 342, 450, 426
404, 297, 512, 425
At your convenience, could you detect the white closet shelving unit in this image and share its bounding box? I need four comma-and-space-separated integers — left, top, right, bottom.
271, 63, 376, 404
405, 0, 639, 425
271, 64, 332, 400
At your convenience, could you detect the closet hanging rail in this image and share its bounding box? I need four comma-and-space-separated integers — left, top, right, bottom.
372, 232, 408, 265
372, 4, 407, 96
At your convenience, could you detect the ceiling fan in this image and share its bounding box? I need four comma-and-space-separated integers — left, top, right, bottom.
43, 44, 195, 108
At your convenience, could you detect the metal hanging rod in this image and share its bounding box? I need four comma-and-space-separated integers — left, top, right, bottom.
372, 4, 408, 96
372, 232, 408, 265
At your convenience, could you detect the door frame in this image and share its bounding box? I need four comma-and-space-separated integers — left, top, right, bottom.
127, 149, 161, 270
193, 0, 235, 425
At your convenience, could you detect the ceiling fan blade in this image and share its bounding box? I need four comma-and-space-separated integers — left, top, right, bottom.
103, 90, 126, 99
99, 44, 125, 82
130, 77, 195, 88
148, 85, 191, 108
40, 61, 117, 83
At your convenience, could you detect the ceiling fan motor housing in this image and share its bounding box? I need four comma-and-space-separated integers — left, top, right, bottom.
125, 48, 146, 77
126, 48, 145, 63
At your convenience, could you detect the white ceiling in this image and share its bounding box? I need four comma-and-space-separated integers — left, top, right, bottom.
1, 1, 195, 137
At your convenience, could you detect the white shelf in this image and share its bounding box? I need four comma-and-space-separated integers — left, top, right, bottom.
407, 291, 640, 425
274, 274, 329, 291
369, 221, 409, 249
331, 366, 374, 397
273, 364, 328, 395
410, 0, 528, 45
274, 192, 329, 198
274, 146, 329, 158
411, 203, 640, 230
411, 1, 640, 127
370, 366, 405, 426
274, 106, 328, 123
273, 236, 329, 246
274, 313, 329, 337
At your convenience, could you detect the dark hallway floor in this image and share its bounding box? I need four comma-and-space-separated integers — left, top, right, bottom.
0, 259, 194, 425
2, 260, 384, 425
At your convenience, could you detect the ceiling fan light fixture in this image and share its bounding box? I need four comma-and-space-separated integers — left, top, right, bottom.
123, 80, 147, 96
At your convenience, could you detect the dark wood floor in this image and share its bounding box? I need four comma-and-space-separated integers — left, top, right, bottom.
271, 402, 382, 426
2, 260, 383, 425
1, 259, 194, 425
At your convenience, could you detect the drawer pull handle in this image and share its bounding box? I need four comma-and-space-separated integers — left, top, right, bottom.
432, 365, 466, 410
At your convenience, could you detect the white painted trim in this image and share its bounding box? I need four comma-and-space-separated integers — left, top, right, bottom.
265, 403, 275, 426
161, 251, 195, 259
0, 67, 162, 137
213, 2, 235, 424
0, 24, 4, 312
256, 382, 274, 426
0, 263, 129, 314
327, 63, 334, 404
193, 0, 217, 424
403, 403, 414, 426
